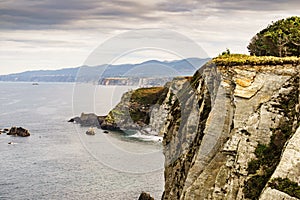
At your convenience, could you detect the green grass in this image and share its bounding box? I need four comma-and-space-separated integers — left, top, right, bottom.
130, 87, 167, 105
212, 54, 300, 66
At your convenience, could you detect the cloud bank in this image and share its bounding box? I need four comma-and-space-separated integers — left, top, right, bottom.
0, 0, 299, 74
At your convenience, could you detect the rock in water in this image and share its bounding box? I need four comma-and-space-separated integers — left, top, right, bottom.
86, 127, 95, 135
138, 192, 154, 200
8, 142, 16, 145
7, 127, 30, 137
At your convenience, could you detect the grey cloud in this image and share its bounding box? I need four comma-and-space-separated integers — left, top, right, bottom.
157, 0, 300, 13
211, 0, 300, 11
3, 38, 77, 45
156, 0, 199, 12
0, 0, 299, 31
0, 0, 155, 30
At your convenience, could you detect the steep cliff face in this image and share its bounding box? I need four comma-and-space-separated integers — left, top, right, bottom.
161, 61, 300, 200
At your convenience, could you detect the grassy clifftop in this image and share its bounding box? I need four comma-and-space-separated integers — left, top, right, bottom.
213, 54, 300, 66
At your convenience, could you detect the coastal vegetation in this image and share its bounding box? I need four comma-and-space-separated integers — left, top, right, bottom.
129, 87, 168, 123
248, 16, 300, 57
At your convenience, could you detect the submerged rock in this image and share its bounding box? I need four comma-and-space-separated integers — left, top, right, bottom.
7, 127, 30, 137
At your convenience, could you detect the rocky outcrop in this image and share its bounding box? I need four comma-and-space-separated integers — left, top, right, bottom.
103, 86, 169, 132
69, 86, 170, 133
69, 112, 120, 131
69, 113, 100, 127
7, 127, 30, 137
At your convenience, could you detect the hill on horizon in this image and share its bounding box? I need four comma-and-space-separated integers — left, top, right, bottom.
0, 58, 210, 83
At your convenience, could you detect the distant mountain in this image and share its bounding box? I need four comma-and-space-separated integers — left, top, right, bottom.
0, 58, 210, 83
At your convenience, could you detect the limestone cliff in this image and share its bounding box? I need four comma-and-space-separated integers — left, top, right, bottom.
159, 55, 300, 200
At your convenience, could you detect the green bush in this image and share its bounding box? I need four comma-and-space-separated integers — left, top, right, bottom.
244, 175, 269, 199
270, 178, 300, 198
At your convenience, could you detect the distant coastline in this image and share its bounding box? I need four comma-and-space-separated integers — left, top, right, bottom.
0, 58, 209, 86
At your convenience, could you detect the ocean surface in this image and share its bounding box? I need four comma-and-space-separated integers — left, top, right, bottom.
0, 82, 164, 200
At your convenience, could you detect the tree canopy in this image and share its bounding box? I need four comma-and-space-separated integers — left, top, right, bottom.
248, 16, 300, 57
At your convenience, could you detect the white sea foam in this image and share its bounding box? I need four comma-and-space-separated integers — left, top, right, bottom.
128, 131, 163, 142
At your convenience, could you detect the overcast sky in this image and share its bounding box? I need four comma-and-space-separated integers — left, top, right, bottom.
0, 0, 300, 75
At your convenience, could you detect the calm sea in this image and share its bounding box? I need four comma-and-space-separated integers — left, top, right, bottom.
0, 82, 164, 200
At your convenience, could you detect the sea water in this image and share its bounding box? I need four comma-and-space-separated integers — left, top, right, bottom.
0, 82, 164, 200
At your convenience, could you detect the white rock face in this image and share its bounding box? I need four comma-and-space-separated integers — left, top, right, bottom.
160, 64, 300, 200
271, 126, 300, 183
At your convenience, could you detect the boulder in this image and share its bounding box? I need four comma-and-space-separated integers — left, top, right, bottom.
7, 127, 30, 137
138, 192, 154, 200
